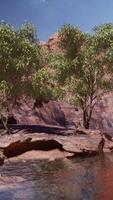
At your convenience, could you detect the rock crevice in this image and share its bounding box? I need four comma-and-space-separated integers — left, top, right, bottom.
3, 139, 64, 158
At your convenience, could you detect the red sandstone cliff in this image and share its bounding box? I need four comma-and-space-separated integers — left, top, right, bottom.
39, 32, 60, 52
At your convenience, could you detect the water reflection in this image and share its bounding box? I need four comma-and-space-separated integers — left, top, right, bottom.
0, 155, 113, 199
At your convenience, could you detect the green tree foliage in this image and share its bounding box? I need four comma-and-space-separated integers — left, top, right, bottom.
31, 54, 64, 108
93, 23, 113, 50
57, 24, 112, 129
18, 22, 37, 43
58, 24, 89, 60
0, 21, 40, 96
0, 21, 61, 131
0, 81, 10, 132
93, 23, 113, 74
0, 21, 41, 131
32, 68, 54, 104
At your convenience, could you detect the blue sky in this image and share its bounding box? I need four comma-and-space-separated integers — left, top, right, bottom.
0, 0, 113, 40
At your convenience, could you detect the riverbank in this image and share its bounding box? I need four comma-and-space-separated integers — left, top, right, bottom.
0, 127, 112, 165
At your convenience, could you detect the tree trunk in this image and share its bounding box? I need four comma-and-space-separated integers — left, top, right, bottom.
1, 115, 11, 134
83, 110, 90, 129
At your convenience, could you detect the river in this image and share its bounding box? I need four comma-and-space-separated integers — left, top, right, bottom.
0, 154, 113, 200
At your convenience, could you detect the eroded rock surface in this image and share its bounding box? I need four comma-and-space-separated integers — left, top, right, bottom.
1, 93, 113, 133
0, 129, 105, 165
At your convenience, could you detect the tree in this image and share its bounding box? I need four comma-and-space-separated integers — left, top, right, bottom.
18, 22, 37, 43
57, 24, 112, 129
71, 47, 111, 129
32, 68, 54, 107
0, 21, 41, 132
31, 51, 62, 108
0, 81, 10, 132
58, 24, 89, 60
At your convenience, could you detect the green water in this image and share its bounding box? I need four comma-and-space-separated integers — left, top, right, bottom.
0, 154, 113, 200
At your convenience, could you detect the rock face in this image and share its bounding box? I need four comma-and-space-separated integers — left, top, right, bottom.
0, 129, 104, 165
48, 33, 60, 52
2, 94, 113, 133
1, 93, 113, 136
39, 32, 60, 53
2, 100, 67, 126
90, 92, 113, 130
39, 41, 48, 50
0, 127, 112, 165
61, 93, 113, 132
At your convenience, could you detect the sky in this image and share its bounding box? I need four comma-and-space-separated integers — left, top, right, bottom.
0, 0, 113, 41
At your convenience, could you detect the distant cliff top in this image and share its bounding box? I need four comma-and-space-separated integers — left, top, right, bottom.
39, 32, 60, 53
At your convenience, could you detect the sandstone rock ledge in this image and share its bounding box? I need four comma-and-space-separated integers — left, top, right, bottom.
0, 129, 106, 165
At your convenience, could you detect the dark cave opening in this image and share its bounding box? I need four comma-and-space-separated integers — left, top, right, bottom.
0, 115, 17, 125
